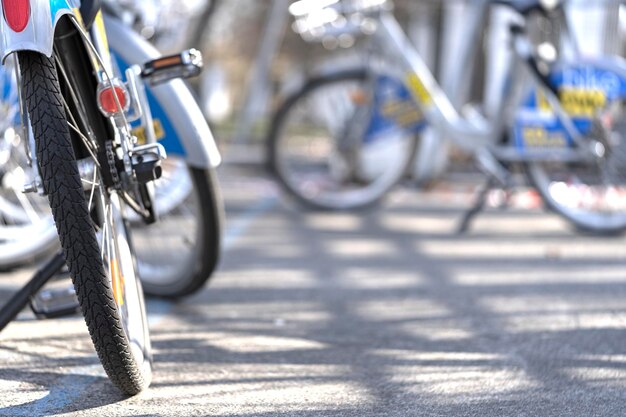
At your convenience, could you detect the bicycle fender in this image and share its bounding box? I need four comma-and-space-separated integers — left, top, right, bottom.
104, 15, 221, 169
0, 0, 79, 62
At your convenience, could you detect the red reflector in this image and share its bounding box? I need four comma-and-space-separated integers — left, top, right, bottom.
98, 86, 128, 115
2, 0, 30, 33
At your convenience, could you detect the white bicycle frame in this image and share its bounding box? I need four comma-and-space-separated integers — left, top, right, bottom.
375, 11, 496, 146
0, 0, 78, 61
369, 0, 623, 161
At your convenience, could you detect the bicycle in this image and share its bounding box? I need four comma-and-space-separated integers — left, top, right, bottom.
0, 0, 210, 394
0, 1, 225, 299
268, 0, 626, 234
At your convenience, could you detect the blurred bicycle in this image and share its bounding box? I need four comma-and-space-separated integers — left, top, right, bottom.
268, 0, 626, 234
0, 66, 57, 269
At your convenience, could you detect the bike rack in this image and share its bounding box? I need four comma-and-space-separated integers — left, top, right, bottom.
0, 252, 67, 332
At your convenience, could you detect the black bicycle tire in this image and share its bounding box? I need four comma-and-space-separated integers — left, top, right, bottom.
140, 166, 224, 298
267, 67, 419, 210
19, 51, 151, 395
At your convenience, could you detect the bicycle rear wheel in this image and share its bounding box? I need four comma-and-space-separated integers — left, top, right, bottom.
130, 159, 223, 298
268, 68, 419, 210
19, 45, 151, 395
525, 112, 626, 234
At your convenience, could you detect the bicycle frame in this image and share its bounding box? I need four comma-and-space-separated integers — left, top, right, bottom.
0, 2, 220, 266
369, 1, 626, 163
372, 6, 497, 146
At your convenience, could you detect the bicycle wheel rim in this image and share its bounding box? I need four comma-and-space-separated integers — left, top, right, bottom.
272, 70, 417, 210
100, 190, 152, 373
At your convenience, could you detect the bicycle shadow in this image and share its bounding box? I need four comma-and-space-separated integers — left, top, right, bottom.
138, 176, 626, 416
0, 367, 124, 417
2, 169, 626, 416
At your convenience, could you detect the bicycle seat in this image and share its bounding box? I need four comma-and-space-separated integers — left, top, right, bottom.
490, 0, 561, 15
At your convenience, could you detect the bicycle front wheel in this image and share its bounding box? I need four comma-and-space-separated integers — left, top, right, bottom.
19, 49, 151, 394
268, 68, 419, 210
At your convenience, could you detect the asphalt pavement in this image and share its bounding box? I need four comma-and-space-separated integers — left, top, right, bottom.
1, 164, 626, 416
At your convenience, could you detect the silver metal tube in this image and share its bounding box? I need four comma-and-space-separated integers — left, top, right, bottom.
377, 11, 495, 148
440, 0, 489, 108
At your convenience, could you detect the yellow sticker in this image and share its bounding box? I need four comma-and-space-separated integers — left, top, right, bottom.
93, 11, 112, 72
380, 99, 423, 127
536, 91, 551, 112
559, 88, 606, 117
406, 73, 433, 107
71, 7, 85, 28
536, 88, 606, 117
132, 119, 166, 145
522, 126, 567, 148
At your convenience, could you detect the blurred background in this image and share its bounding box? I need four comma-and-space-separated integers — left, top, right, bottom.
128, 0, 626, 179
7, 1, 626, 414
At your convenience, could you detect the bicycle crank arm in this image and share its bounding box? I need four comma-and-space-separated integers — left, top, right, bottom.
140, 49, 203, 86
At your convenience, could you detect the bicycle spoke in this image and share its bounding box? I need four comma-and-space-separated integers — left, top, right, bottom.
54, 54, 97, 141
60, 105, 100, 168
100, 201, 110, 259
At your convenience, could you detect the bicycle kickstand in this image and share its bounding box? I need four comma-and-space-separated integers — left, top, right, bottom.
457, 176, 498, 234
0, 252, 66, 333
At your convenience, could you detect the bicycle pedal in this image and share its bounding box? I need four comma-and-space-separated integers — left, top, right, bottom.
141, 49, 203, 86
30, 281, 80, 319
131, 143, 167, 184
